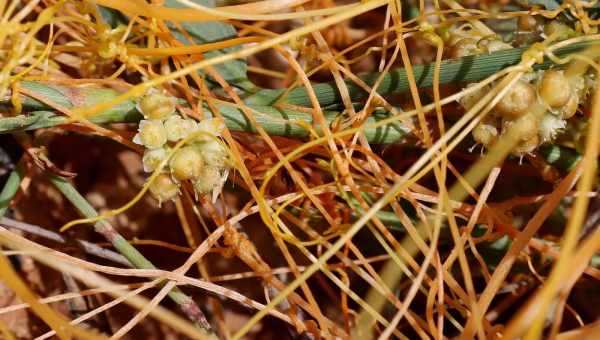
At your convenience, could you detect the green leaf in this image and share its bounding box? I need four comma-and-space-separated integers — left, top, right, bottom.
96, 5, 128, 28
164, 0, 253, 91
17, 81, 141, 121
0, 167, 24, 218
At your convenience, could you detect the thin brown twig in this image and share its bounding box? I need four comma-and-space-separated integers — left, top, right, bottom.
0, 217, 130, 267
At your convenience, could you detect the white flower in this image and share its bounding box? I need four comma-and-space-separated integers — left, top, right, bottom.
199, 139, 228, 168
133, 119, 167, 149
193, 166, 229, 203
164, 115, 198, 142
196, 118, 225, 140
137, 92, 176, 120
539, 114, 566, 143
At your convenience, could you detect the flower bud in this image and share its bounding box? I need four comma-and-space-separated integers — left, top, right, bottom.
479, 37, 512, 54
494, 81, 536, 119
503, 113, 539, 141
539, 70, 571, 108
138, 92, 176, 120
196, 118, 226, 140
502, 114, 540, 156
169, 146, 205, 181
149, 173, 179, 204
472, 121, 498, 146
459, 83, 491, 110
193, 166, 223, 196
450, 38, 480, 58
512, 134, 540, 157
558, 94, 579, 119
544, 21, 575, 41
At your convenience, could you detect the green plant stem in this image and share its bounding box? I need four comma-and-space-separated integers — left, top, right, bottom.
0, 163, 131, 266
1, 92, 409, 145
244, 40, 597, 106
0, 151, 215, 335
0, 41, 590, 170
2, 41, 597, 143
48, 174, 216, 338
0, 166, 25, 218
0, 91, 584, 172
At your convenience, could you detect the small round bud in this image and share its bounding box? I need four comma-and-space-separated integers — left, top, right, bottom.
472, 121, 498, 146
485, 40, 512, 54
450, 38, 480, 58
142, 148, 167, 173
134, 120, 167, 149
169, 146, 205, 181
199, 140, 229, 168
164, 115, 198, 142
446, 34, 465, 47
539, 113, 566, 143
139, 92, 176, 120
149, 173, 179, 204
512, 134, 540, 157
494, 81, 536, 119
503, 114, 539, 141
539, 70, 571, 108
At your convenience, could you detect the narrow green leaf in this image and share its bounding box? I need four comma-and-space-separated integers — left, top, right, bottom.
244, 40, 597, 107
0, 167, 24, 218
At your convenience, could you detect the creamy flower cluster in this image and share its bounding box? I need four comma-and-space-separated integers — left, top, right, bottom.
133, 91, 230, 204
461, 69, 595, 157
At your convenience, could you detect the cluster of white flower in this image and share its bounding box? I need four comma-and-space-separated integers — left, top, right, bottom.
133, 90, 230, 204
446, 21, 599, 157
461, 69, 595, 157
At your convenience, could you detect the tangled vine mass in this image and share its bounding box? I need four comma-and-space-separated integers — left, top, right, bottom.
1, 0, 600, 339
